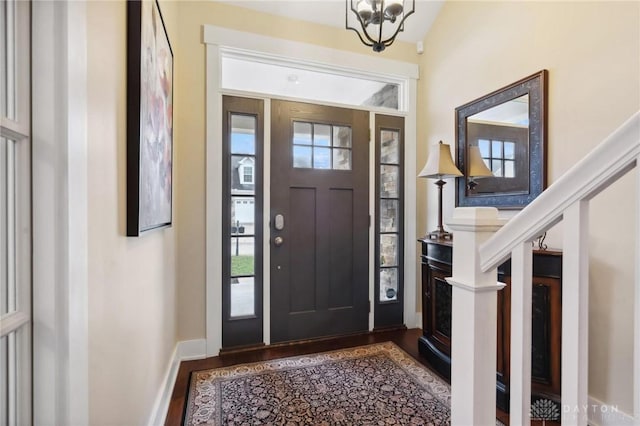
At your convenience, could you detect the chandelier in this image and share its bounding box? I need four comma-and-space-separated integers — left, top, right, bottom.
346, 0, 415, 52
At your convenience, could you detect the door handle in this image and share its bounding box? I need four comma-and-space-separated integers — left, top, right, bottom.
273, 236, 284, 247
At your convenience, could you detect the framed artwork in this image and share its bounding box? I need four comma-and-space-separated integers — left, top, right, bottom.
127, 0, 173, 236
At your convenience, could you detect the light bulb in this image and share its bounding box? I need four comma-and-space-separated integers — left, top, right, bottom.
384, 0, 403, 18
356, 0, 373, 23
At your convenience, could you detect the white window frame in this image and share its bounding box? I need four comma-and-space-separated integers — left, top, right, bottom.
1, 1, 32, 424
203, 25, 419, 356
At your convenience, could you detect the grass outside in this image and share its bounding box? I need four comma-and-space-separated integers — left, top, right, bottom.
231, 255, 254, 276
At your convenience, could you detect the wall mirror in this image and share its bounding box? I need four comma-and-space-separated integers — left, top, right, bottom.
455, 70, 548, 209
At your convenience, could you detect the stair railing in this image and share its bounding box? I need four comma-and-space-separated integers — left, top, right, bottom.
448, 111, 640, 426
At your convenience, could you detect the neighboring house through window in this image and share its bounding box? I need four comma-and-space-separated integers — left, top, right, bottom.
239, 160, 254, 185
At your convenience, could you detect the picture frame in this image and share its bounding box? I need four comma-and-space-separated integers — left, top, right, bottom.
455, 70, 548, 209
127, 0, 174, 236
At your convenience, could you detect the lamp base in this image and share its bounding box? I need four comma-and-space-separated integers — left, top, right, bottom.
424, 230, 453, 241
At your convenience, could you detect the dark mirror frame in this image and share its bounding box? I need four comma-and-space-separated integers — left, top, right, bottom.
455, 70, 548, 209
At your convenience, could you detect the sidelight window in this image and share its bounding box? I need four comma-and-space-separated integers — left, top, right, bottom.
378, 130, 402, 302
229, 114, 257, 317
374, 115, 404, 328
222, 96, 264, 348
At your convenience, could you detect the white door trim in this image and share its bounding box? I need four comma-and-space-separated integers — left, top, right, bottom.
204, 25, 419, 356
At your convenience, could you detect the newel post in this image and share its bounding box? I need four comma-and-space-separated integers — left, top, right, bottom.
446, 207, 506, 425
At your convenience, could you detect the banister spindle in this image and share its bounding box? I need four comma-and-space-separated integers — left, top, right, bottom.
562, 200, 590, 426
510, 242, 533, 426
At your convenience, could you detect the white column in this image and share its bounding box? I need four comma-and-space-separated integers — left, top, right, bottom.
446, 207, 506, 426
562, 200, 589, 426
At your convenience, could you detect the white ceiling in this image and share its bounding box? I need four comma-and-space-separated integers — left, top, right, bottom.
215, 0, 444, 44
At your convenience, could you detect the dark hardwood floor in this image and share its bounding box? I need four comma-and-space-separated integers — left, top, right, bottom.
165, 328, 522, 425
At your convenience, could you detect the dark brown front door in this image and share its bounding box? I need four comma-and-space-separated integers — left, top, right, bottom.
270, 100, 369, 343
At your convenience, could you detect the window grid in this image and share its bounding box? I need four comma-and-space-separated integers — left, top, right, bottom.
241, 166, 253, 184
292, 121, 352, 170
478, 138, 516, 178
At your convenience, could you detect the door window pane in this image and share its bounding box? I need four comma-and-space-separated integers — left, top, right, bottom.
230, 115, 256, 155
380, 165, 399, 198
504, 141, 515, 159
313, 147, 331, 169
231, 155, 256, 194
332, 149, 351, 170
380, 199, 398, 232
293, 145, 312, 168
380, 268, 398, 301
333, 126, 351, 148
230, 238, 255, 276
478, 139, 490, 157
230, 276, 255, 317
231, 196, 255, 235
492, 140, 503, 157
505, 160, 515, 178
380, 234, 398, 267
491, 159, 502, 176
380, 130, 399, 163
313, 124, 331, 146
293, 122, 312, 145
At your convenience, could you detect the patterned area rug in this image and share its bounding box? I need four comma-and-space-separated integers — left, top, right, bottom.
185, 342, 451, 425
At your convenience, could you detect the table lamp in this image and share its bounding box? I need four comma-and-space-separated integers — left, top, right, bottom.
466, 145, 494, 190
418, 141, 462, 240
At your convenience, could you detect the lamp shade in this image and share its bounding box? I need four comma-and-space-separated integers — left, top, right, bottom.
418, 141, 463, 179
467, 145, 493, 178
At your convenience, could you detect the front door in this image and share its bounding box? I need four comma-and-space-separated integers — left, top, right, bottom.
270, 100, 369, 343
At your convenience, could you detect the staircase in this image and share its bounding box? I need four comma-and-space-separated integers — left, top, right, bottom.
448, 111, 640, 425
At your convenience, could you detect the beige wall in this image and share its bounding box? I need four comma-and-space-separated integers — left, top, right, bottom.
174, 1, 420, 340
418, 1, 639, 412
87, 1, 178, 424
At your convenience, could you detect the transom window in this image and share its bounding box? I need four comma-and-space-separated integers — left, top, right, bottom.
478, 139, 516, 178
292, 121, 352, 170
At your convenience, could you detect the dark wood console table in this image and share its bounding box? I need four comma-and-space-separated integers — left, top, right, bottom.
418, 237, 562, 412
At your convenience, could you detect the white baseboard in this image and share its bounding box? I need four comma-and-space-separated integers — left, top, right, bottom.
147, 339, 207, 426
586, 396, 634, 426
178, 338, 207, 361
